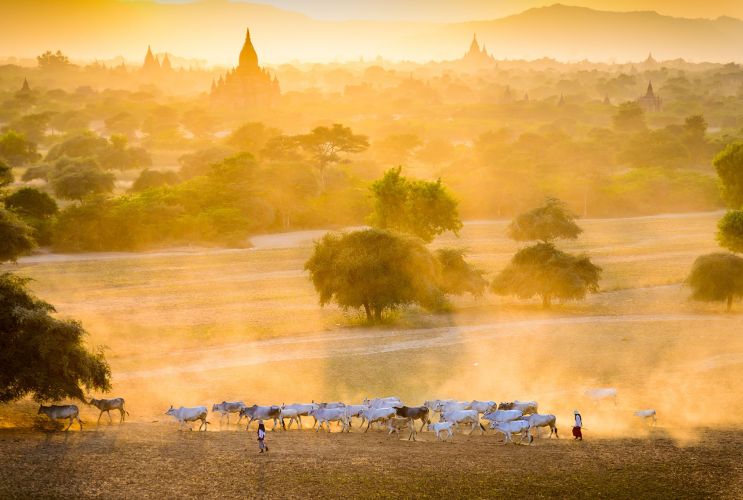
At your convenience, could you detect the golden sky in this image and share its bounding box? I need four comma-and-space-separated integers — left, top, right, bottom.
2, 0, 742, 64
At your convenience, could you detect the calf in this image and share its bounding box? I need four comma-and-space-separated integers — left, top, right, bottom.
491, 420, 532, 444
427, 421, 455, 441
211, 401, 245, 425
89, 398, 129, 424
387, 417, 416, 441
38, 405, 82, 431
165, 405, 209, 431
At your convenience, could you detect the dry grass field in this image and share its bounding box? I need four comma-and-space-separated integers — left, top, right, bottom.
1, 212, 742, 498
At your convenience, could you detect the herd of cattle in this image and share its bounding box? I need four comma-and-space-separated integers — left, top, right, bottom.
35, 389, 658, 443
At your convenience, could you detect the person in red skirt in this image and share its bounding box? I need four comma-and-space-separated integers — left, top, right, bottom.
572, 410, 583, 440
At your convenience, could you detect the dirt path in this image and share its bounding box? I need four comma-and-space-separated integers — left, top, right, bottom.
115, 313, 726, 380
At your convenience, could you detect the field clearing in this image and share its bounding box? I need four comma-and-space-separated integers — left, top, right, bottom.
2, 212, 743, 497
0, 425, 741, 499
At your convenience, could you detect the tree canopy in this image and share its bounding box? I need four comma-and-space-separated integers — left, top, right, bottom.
295, 124, 369, 192
130, 169, 180, 192
0, 273, 111, 403
48, 157, 115, 200
0, 208, 36, 262
0, 130, 40, 167
4, 188, 58, 219
507, 197, 582, 243
369, 167, 462, 243
717, 210, 743, 253
491, 242, 601, 308
0, 160, 13, 187
612, 102, 646, 132
687, 253, 743, 311
304, 229, 445, 322
714, 142, 743, 209
435, 248, 487, 297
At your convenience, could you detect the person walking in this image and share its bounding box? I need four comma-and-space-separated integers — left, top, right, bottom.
257, 420, 269, 453
572, 410, 583, 441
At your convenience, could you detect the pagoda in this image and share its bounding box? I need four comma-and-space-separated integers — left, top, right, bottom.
637, 81, 662, 112
211, 28, 280, 106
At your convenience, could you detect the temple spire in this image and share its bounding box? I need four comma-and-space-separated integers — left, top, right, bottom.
237, 27, 259, 75
143, 45, 160, 72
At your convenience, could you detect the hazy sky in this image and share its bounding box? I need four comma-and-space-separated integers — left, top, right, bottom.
247, 0, 743, 21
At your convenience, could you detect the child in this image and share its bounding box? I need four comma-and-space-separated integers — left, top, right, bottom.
257, 420, 269, 453
572, 410, 583, 441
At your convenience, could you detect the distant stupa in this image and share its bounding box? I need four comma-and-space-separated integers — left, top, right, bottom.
161, 54, 173, 72
211, 28, 280, 106
142, 45, 161, 73
461, 34, 497, 68
637, 81, 662, 112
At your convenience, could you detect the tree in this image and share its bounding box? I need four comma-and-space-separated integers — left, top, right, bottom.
435, 248, 487, 297
45, 131, 109, 163
0, 273, 111, 403
98, 135, 152, 171
373, 133, 422, 165
37, 50, 71, 70
178, 146, 235, 179
0, 160, 13, 187
0, 130, 40, 166
612, 102, 646, 132
304, 229, 445, 322
687, 253, 743, 311
105, 112, 140, 139
48, 157, 115, 200
4, 188, 58, 219
507, 197, 582, 243
0, 208, 36, 262
714, 142, 743, 208
7, 112, 53, 144
717, 210, 743, 253
296, 124, 369, 192
181, 108, 216, 140
226, 122, 281, 155
369, 167, 462, 243
491, 243, 601, 308
130, 169, 180, 192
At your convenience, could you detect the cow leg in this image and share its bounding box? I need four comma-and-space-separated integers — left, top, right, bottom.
107, 410, 113, 424
119, 408, 125, 423
554, 426, 559, 438
64, 417, 73, 431
78, 416, 83, 431
364, 420, 371, 433
246, 417, 254, 431
419, 419, 427, 433
97, 411, 103, 424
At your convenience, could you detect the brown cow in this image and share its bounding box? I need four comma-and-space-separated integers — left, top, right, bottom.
395, 405, 430, 432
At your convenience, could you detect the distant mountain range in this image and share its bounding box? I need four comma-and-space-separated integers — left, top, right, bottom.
3, 1, 743, 64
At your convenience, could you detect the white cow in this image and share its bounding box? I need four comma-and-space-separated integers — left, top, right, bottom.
361, 407, 397, 432
211, 401, 245, 425
427, 421, 455, 441
491, 420, 532, 444
165, 405, 209, 431
343, 404, 369, 428
585, 388, 617, 405
424, 399, 457, 414
523, 413, 558, 438
239, 405, 282, 430
279, 407, 301, 429
282, 403, 319, 429
634, 409, 657, 425
317, 401, 346, 409
465, 400, 497, 414
38, 405, 82, 431
309, 407, 349, 432
440, 409, 484, 435
483, 409, 523, 424
364, 397, 403, 409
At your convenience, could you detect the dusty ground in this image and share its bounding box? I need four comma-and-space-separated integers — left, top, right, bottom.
0, 423, 740, 499
1, 212, 742, 497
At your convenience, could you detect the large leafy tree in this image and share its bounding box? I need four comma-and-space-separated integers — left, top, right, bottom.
714, 142, 743, 209
304, 229, 445, 322
0, 208, 36, 262
0, 273, 111, 403
0, 159, 13, 187
435, 248, 487, 297
369, 167, 462, 243
4, 188, 59, 246
491, 243, 601, 308
0, 130, 40, 167
687, 253, 743, 311
507, 197, 582, 243
612, 101, 646, 132
296, 124, 369, 192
